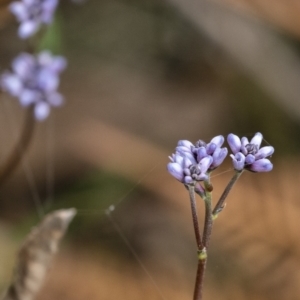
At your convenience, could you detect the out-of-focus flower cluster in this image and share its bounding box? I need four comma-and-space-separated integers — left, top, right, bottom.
168, 133, 274, 184
1, 51, 66, 121
10, 0, 58, 39
167, 136, 228, 184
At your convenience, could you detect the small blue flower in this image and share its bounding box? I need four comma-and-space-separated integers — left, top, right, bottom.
10, 0, 58, 39
227, 132, 274, 172
1, 51, 66, 121
167, 136, 227, 184
191, 135, 228, 170
167, 152, 212, 184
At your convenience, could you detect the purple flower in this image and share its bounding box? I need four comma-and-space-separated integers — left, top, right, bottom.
167, 152, 212, 184
227, 132, 274, 172
1, 51, 66, 121
191, 135, 228, 170
167, 136, 228, 183
10, 0, 58, 39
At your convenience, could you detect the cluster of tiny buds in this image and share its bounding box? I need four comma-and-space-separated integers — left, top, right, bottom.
10, 0, 59, 39
168, 133, 274, 184
9, 0, 80, 39
0, 0, 72, 121
1, 51, 66, 121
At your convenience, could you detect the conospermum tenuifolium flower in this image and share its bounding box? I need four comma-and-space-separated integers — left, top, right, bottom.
1, 51, 67, 121
227, 132, 274, 172
167, 133, 274, 300
167, 136, 228, 184
10, 0, 59, 39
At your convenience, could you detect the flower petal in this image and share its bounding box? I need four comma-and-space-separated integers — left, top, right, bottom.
41, 0, 58, 23
176, 150, 196, 164
245, 154, 255, 165
9, 2, 28, 21
20, 89, 38, 106
210, 135, 224, 148
184, 176, 193, 184
19, 20, 39, 39
199, 156, 213, 174
1, 73, 23, 96
176, 146, 192, 154
230, 153, 245, 171
248, 159, 273, 172
250, 132, 263, 148
255, 146, 274, 160
227, 133, 241, 154
206, 143, 216, 155
37, 69, 59, 92
241, 137, 249, 155
183, 157, 195, 168
211, 147, 228, 168
51, 56, 67, 73
177, 140, 193, 149
196, 147, 207, 162
12, 53, 34, 78
194, 173, 208, 181
167, 163, 184, 182
23, 0, 36, 5
34, 102, 50, 121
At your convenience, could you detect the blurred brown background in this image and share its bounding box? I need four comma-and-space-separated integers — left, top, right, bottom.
1, 0, 300, 299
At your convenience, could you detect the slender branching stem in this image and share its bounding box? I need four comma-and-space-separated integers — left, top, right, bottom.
192, 179, 213, 300
193, 256, 207, 300
193, 190, 213, 300
187, 185, 206, 299
188, 184, 204, 250
0, 106, 35, 186
202, 193, 213, 248
212, 170, 243, 218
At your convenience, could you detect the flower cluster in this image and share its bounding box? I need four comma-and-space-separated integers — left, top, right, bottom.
168, 133, 274, 184
167, 132, 274, 298
1, 51, 66, 121
167, 136, 228, 184
227, 132, 274, 172
10, 0, 58, 39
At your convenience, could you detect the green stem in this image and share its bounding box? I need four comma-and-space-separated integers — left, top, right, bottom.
202, 194, 213, 248
212, 170, 243, 218
0, 106, 35, 186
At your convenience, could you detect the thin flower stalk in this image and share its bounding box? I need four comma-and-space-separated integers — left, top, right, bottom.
0, 105, 35, 186
193, 258, 207, 300
202, 193, 213, 248
212, 170, 243, 218
188, 185, 204, 251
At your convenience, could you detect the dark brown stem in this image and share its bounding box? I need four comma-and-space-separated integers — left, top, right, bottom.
193, 192, 212, 300
193, 256, 207, 300
192, 177, 213, 300
188, 185, 204, 250
0, 106, 35, 186
212, 170, 243, 218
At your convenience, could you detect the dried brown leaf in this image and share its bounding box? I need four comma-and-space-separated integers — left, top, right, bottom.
2, 208, 76, 300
